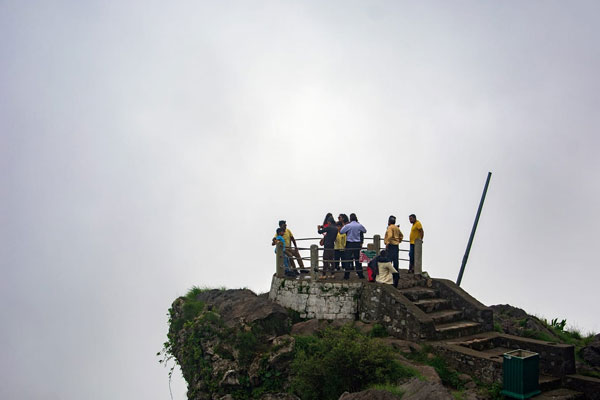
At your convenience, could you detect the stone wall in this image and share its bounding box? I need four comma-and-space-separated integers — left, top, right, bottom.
433, 343, 503, 384
432, 279, 493, 332
565, 374, 600, 400
268, 276, 362, 319
359, 284, 436, 341
492, 334, 576, 377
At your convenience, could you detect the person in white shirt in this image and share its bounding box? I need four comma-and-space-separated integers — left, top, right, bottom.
376, 250, 396, 285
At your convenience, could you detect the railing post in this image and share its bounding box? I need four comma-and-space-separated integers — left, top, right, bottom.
373, 234, 381, 255
414, 238, 423, 275
276, 242, 284, 278
310, 244, 319, 280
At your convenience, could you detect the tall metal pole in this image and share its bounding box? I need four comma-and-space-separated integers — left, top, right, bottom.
456, 172, 492, 286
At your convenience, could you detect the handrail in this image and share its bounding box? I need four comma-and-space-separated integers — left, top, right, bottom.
275, 233, 423, 278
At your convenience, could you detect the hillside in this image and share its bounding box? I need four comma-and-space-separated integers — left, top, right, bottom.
160, 287, 599, 400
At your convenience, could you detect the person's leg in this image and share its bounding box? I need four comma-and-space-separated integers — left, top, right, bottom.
388, 244, 399, 272
293, 248, 304, 269
349, 242, 364, 278
408, 244, 415, 273
324, 248, 334, 276
334, 249, 342, 270
285, 248, 297, 270
342, 248, 351, 279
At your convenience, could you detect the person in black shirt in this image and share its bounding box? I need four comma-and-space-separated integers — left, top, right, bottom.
318, 216, 338, 279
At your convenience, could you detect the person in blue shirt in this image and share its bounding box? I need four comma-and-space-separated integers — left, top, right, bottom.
340, 213, 366, 280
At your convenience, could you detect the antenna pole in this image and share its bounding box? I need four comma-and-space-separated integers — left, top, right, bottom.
457, 172, 492, 286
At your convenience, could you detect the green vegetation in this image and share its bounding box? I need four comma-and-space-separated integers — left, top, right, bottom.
493, 322, 502, 333
537, 317, 596, 362
404, 345, 463, 389
291, 325, 417, 400
369, 323, 389, 338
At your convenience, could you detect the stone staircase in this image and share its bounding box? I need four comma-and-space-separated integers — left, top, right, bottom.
397, 282, 489, 340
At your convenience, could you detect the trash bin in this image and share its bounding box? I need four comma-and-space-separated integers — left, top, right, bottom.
501, 349, 541, 399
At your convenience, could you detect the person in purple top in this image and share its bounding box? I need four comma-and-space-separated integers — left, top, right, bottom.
340, 213, 366, 280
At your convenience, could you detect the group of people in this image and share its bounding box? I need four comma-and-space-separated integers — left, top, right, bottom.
272, 213, 424, 283
373, 214, 424, 287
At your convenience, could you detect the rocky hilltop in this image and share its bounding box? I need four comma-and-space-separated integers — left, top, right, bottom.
161, 287, 600, 400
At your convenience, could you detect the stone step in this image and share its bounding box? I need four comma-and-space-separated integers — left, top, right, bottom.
535, 388, 584, 399
398, 287, 438, 301
427, 309, 463, 324
435, 321, 482, 339
540, 374, 562, 392
413, 298, 450, 313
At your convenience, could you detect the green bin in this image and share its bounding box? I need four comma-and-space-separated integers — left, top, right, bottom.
501, 349, 541, 399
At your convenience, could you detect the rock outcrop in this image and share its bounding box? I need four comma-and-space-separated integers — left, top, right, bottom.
491, 304, 558, 340
582, 334, 600, 367
167, 289, 295, 400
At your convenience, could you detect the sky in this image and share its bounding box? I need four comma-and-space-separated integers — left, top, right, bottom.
2, 1, 599, 399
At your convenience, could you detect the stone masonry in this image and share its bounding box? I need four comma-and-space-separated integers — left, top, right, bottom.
268, 276, 362, 320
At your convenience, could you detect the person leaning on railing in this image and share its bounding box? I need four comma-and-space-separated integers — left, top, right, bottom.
275, 220, 305, 272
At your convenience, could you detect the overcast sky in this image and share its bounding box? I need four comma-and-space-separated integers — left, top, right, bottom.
2, 1, 599, 399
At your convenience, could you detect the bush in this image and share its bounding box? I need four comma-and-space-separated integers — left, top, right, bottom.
291, 325, 417, 400
369, 323, 389, 338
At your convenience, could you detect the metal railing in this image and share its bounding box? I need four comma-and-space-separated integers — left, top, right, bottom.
275, 234, 423, 279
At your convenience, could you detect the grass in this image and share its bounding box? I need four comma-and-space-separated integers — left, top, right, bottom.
369, 383, 404, 398
185, 285, 227, 299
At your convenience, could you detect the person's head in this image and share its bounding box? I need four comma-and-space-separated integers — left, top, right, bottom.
350, 213, 357, 222
326, 216, 335, 225
323, 213, 333, 225
336, 221, 343, 231
276, 227, 284, 236
339, 214, 349, 224
388, 215, 396, 225
380, 249, 388, 258
279, 220, 287, 229
409, 214, 416, 224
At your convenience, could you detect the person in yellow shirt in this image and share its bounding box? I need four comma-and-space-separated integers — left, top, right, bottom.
383, 215, 403, 273
408, 214, 424, 273
334, 221, 347, 271
272, 220, 305, 272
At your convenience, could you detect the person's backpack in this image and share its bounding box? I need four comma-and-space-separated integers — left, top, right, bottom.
367, 256, 379, 282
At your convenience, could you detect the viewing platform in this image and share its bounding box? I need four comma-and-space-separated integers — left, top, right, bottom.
268, 235, 600, 397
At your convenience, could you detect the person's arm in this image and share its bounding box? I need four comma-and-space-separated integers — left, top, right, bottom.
419, 228, 424, 240
360, 224, 367, 233
290, 234, 298, 248
384, 226, 390, 245
272, 237, 277, 246
398, 227, 404, 243
340, 224, 349, 234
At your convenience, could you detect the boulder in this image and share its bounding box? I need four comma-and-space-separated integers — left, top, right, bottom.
194, 289, 290, 336
291, 319, 329, 336
581, 334, 600, 367
268, 335, 295, 369
399, 377, 453, 400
